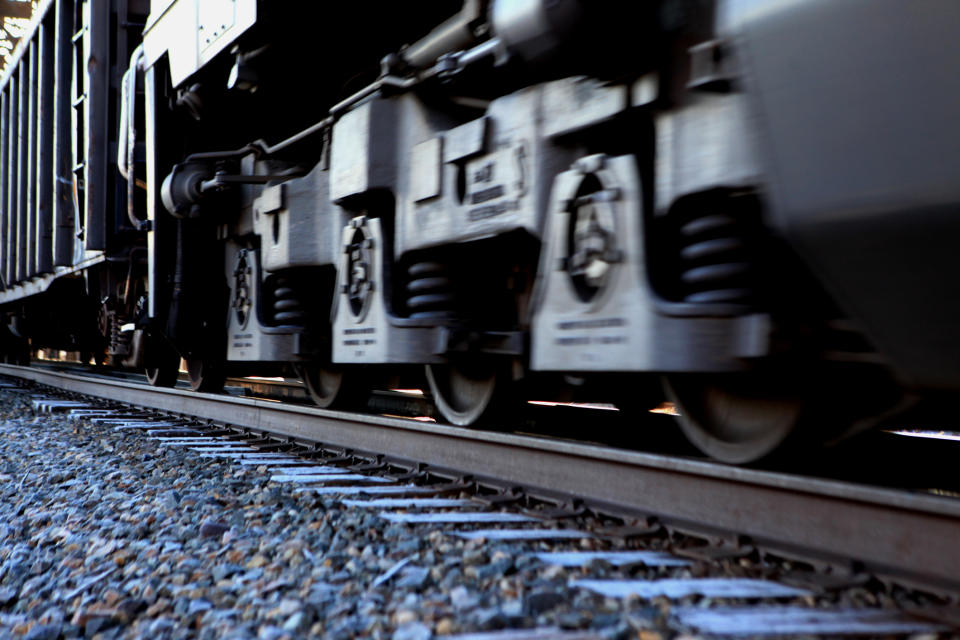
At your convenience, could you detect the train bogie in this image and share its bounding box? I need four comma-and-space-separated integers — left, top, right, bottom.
529, 153, 768, 373
223, 243, 298, 364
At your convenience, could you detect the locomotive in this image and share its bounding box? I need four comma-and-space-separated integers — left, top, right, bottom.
1, 0, 959, 463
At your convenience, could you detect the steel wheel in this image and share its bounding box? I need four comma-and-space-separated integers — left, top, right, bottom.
185, 358, 225, 393
145, 364, 178, 387
426, 360, 511, 426
144, 336, 180, 387
296, 363, 367, 410
664, 375, 803, 464
145, 357, 181, 387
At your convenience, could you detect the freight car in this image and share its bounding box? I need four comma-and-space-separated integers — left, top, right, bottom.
1, 0, 959, 463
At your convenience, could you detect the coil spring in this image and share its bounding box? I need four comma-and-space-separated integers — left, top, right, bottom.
677, 212, 754, 305
109, 313, 132, 356
271, 277, 307, 327
405, 261, 457, 320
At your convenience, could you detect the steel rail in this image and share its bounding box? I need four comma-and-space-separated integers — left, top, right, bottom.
2, 362, 959, 592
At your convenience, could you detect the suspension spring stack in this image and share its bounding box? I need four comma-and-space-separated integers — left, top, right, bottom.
104, 312, 132, 358
271, 277, 307, 328
405, 261, 458, 320
674, 196, 760, 306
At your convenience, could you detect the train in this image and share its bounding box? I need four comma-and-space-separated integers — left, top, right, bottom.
1, 0, 959, 463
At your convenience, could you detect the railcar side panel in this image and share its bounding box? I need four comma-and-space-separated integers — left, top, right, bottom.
0, 0, 142, 303
726, 0, 960, 389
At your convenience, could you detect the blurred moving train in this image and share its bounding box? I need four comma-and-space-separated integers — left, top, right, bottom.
1, 0, 959, 463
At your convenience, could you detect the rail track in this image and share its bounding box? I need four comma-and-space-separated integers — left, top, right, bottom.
2, 361, 959, 603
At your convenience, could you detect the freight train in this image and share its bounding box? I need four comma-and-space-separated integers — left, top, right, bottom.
1, 0, 958, 463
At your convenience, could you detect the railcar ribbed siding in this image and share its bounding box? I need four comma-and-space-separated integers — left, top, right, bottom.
52, 0, 74, 267
36, 14, 55, 275
7, 73, 18, 286
0, 0, 109, 289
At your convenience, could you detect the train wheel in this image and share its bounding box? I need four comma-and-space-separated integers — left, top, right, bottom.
145, 364, 179, 387
185, 358, 226, 393
145, 354, 180, 388
296, 364, 368, 410
144, 334, 180, 387
664, 375, 803, 464
426, 360, 514, 426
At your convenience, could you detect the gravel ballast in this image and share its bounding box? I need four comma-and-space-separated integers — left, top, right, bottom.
0, 383, 951, 639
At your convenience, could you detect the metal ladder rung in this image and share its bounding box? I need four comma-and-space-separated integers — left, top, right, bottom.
71, 26, 88, 44
72, 162, 85, 173
72, 93, 87, 108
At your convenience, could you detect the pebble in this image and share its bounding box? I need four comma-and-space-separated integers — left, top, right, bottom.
198, 520, 230, 538
396, 566, 431, 589
22, 623, 61, 640
473, 607, 508, 630
526, 590, 566, 615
